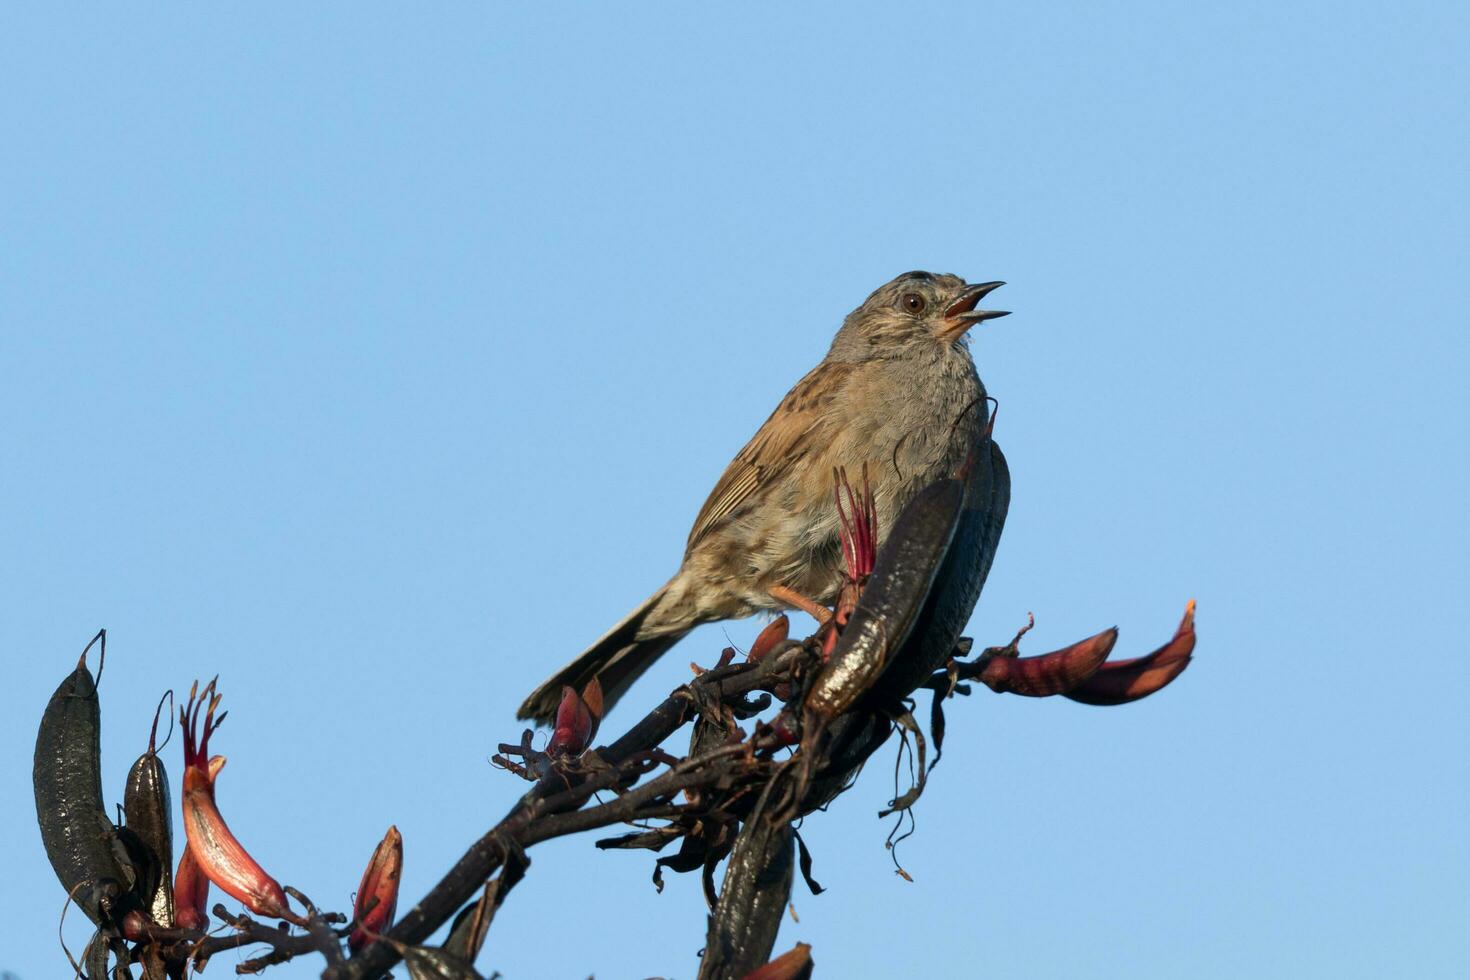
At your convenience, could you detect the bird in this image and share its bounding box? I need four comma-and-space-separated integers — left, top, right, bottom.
518, 271, 1007, 724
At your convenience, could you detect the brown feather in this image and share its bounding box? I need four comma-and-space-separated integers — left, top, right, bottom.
685, 360, 854, 554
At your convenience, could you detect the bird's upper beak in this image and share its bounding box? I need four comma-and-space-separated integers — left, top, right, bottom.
938, 281, 1009, 342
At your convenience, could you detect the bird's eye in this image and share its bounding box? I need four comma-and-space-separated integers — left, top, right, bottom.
900, 292, 926, 314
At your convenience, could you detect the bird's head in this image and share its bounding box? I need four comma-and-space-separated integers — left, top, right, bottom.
830, 271, 1008, 359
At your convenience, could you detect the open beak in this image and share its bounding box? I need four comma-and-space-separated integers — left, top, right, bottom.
939, 281, 1009, 342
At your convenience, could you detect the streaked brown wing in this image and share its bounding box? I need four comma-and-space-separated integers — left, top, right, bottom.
685, 360, 851, 555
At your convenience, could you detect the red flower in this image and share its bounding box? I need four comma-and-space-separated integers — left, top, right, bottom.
1066, 600, 1196, 705
172, 844, 210, 932
179, 679, 296, 923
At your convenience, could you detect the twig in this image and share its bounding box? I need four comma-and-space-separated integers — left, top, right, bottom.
193, 904, 346, 974
327, 644, 813, 980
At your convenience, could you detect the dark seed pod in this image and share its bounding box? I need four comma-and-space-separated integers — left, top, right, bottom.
122, 696, 175, 928
108, 936, 132, 980
806, 479, 964, 719
81, 928, 111, 979
136, 944, 169, 980
33, 637, 135, 926
442, 900, 485, 963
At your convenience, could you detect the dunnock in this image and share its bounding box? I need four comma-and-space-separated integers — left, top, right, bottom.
518, 271, 1007, 723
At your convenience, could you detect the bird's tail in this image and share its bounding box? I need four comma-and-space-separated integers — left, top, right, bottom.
516, 585, 690, 725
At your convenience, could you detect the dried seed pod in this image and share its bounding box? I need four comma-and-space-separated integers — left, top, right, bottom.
349, 825, 403, 953
178, 680, 294, 922
32, 634, 137, 926
807, 479, 964, 720
366, 936, 484, 980
81, 927, 112, 980
443, 899, 488, 964
122, 694, 175, 928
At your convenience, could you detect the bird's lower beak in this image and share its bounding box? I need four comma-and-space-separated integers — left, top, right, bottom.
939, 281, 1009, 342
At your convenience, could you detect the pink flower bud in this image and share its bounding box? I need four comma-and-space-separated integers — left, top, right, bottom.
547, 679, 603, 757
179, 680, 295, 922
748, 615, 789, 662
348, 825, 403, 953
173, 844, 210, 932
742, 942, 813, 980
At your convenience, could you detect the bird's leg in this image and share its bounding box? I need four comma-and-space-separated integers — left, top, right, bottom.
767, 585, 833, 626
766, 465, 882, 658
763, 465, 879, 652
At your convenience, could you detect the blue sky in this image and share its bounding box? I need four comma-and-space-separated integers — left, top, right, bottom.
3, 3, 1466, 978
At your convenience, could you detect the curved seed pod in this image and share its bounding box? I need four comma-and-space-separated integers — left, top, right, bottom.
870, 440, 1010, 699
122, 694, 175, 928
806, 441, 1010, 811
81, 927, 111, 980
1065, 601, 1196, 705
33, 635, 135, 926
349, 825, 403, 953
806, 479, 964, 720
179, 680, 293, 921
173, 844, 210, 932
443, 899, 487, 965
701, 813, 795, 979
978, 629, 1117, 697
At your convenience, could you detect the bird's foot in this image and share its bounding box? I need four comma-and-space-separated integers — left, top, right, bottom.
767, 585, 833, 626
